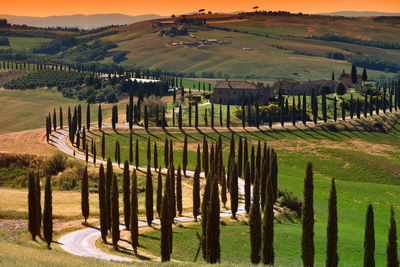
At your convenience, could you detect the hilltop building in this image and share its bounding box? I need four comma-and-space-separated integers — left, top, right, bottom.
340, 70, 362, 87
211, 80, 275, 105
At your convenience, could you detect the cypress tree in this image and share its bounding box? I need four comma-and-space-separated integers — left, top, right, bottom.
256, 100, 260, 128
129, 132, 133, 164
341, 101, 346, 121
183, 135, 188, 176
238, 136, 243, 177
154, 142, 158, 171
145, 164, 154, 226
364, 204, 375, 267
81, 166, 89, 224
292, 97, 296, 126
86, 103, 90, 131
357, 98, 361, 119
169, 140, 174, 167
351, 64, 357, 84
59, 106, 63, 129
242, 101, 246, 128
206, 174, 220, 263
249, 171, 261, 264
251, 146, 255, 183
322, 92, 327, 123
43, 176, 52, 249
189, 102, 192, 127
201, 173, 211, 260
244, 162, 251, 213
192, 165, 201, 221
205, 108, 208, 127
364, 94, 368, 118
111, 175, 120, 250
386, 207, 398, 267
35, 172, 41, 237
53, 108, 57, 131
98, 104, 102, 130
221, 166, 227, 208
76, 131, 81, 151
157, 167, 162, 217
230, 164, 238, 219
195, 101, 199, 128
350, 94, 354, 119
211, 102, 214, 128
82, 127, 86, 151
78, 104, 82, 130
271, 150, 278, 203
176, 166, 182, 216
123, 161, 130, 230
203, 137, 209, 177
161, 170, 172, 262
98, 164, 107, 243
302, 92, 307, 125
227, 103, 230, 128
164, 138, 169, 168
244, 137, 249, 168
135, 139, 139, 169
28, 172, 38, 240
262, 171, 274, 265
144, 105, 149, 130
302, 162, 314, 267
326, 179, 338, 267
333, 97, 337, 122
147, 138, 151, 165
220, 104, 223, 127
370, 93, 374, 117
130, 169, 139, 254
106, 158, 113, 231
101, 133, 105, 159
178, 104, 182, 128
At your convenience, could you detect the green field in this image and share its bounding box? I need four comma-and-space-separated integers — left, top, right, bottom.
88, 119, 400, 266
0, 36, 52, 51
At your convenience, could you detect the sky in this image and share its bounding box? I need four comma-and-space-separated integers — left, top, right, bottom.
2, 0, 400, 17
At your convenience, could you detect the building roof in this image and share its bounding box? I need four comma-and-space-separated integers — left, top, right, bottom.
214, 80, 263, 90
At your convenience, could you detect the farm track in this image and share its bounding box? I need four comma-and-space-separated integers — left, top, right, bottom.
53, 124, 248, 262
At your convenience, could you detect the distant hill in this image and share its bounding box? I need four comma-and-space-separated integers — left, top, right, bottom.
0, 13, 163, 29
319, 11, 400, 17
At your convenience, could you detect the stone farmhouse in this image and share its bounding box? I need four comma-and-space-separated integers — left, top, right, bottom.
273, 79, 337, 95
211, 80, 275, 105
340, 70, 362, 87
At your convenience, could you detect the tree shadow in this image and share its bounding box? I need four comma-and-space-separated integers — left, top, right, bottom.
195, 128, 216, 141
256, 128, 280, 140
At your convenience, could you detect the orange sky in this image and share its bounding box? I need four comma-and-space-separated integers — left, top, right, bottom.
2, 0, 400, 17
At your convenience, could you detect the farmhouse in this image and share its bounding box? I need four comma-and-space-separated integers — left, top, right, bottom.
211, 80, 275, 105
273, 79, 337, 95
340, 70, 362, 87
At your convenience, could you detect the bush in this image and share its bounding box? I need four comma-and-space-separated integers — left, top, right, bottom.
0, 37, 10, 46
42, 153, 67, 176
335, 82, 346, 95
278, 190, 303, 217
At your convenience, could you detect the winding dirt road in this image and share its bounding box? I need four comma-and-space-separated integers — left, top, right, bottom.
52, 126, 247, 262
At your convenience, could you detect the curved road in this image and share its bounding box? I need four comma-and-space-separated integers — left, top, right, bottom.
52, 126, 247, 262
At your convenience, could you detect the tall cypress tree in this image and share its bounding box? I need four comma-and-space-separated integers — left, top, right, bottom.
211, 102, 214, 128
227, 103, 230, 129
302, 162, 314, 267
183, 135, 188, 176
28, 172, 38, 240
129, 132, 133, 164
350, 94, 354, 119
206, 174, 220, 264
123, 161, 130, 230
111, 175, 120, 250
238, 137, 243, 177
145, 164, 154, 226
244, 162, 251, 213
35, 172, 41, 237
176, 166, 183, 216
262, 171, 274, 265
195, 101, 199, 128
59, 106, 63, 129
43, 176, 52, 249
157, 168, 162, 217
333, 97, 337, 122
322, 92, 327, 123
193, 165, 201, 221
98, 164, 107, 243
86, 103, 90, 131
161, 170, 172, 262
135, 139, 139, 169
201, 173, 211, 260
101, 133, 105, 159
326, 179, 338, 267
386, 207, 398, 267
130, 169, 139, 254
106, 158, 113, 231
341, 101, 346, 121
221, 166, 227, 208
292, 97, 296, 126
77, 104, 81, 131
219, 104, 223, 127
250, 171, 261, 264
230, 164, 238, 219
98, 104, 102, 130
302, 92, 307, 125
164, 138, 169, 168
53, 108, 57, 131
81, 166, 89, 224
364, 204, 375, 267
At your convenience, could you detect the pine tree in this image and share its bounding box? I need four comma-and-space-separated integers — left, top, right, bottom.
206, 174, 220, 263
364, 204, 375, 267
111, 175, 120, 250
43, 176, 53, 249
123, 161, 130, 230
386, 207, 398, 267
193, 165, 201, 221
106, 158, 113, 231
28, 172, 38, 240
302, 162, 314, 267
230, 164, 238, 219
262, 170, 274, 265
250, 171, 261, 264
157, 168, 162, 217
244, 161, 251, 213
86, 103, 90, 131
130, 169, 139, 254
326, 179, 338, 267
183, 135, 188, 176
176, 166, 183, 216
98, 164, 107, 243
81, 166, 89, 224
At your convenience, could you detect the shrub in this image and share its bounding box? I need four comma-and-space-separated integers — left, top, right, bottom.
277, 190, 303, 217
335, 82, 346, 95
42, 153, 67, 176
